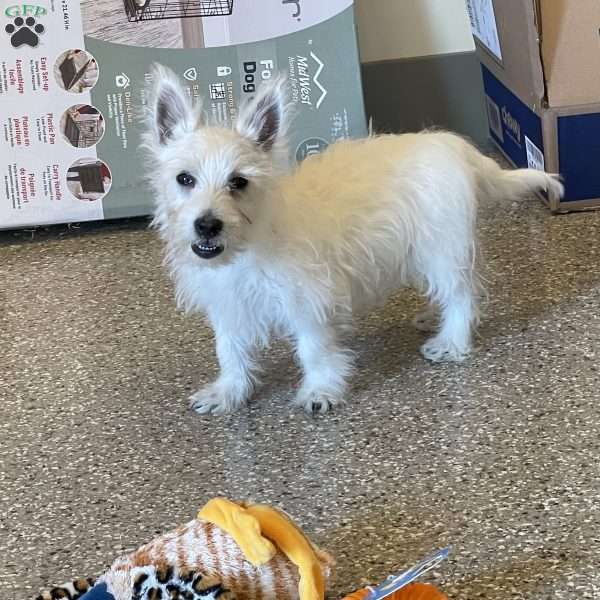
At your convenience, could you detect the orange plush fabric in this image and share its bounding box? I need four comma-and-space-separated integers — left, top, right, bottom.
342, 582, 448, 600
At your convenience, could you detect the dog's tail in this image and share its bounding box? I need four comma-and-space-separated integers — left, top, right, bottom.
474, 150, 564, 204
495, 167, 564, 202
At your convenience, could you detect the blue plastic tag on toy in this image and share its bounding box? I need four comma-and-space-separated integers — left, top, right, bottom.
366, 547, 450, 600
79, 582, 115, 600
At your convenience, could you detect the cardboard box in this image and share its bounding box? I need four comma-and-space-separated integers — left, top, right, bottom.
0, 0, 366, 229
467, 0, 600, 212
539, 0, 600, 108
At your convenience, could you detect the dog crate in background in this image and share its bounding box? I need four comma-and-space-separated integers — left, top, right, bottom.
124, 0, 234, 21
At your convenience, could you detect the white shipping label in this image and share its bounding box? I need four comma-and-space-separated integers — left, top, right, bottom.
525, 136, 545, 172
485, 95, 503, 142
465, 0, 502, 61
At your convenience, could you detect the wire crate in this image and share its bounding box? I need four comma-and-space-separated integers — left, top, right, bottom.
124, 0, 234, 21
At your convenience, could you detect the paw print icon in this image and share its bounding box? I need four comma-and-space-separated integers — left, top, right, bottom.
5, 16, 45, 48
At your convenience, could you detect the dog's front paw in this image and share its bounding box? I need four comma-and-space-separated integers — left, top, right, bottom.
293, 386, 344, 415
420, 336, 470, 363
189, 382, 247, 415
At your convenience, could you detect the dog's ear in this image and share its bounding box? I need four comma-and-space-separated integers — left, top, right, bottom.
236, 76, 288, 151
148, 64, 201, 145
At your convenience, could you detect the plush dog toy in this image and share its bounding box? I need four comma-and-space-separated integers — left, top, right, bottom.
35, 498, 446, 600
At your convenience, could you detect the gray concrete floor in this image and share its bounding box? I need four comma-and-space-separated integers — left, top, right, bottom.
1, 195, 600, 600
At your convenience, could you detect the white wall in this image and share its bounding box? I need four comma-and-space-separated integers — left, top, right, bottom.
355, 0, 475, 63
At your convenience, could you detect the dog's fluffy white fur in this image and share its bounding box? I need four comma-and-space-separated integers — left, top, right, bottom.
144, 66, 564, 415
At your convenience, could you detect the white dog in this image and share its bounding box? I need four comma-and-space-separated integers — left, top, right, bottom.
144, 66, 563, 415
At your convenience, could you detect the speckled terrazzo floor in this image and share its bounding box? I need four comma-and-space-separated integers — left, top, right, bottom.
1, 195, 600, 600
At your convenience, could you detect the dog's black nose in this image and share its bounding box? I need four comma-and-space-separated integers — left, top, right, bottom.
194, 214, 223, 238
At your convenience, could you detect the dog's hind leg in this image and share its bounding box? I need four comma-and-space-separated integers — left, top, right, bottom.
420, 284, 477, 362
416, 234, 480, 362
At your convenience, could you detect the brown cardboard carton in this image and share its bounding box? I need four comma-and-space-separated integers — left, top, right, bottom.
468, 0, 600, 211
539, 0, 600, 107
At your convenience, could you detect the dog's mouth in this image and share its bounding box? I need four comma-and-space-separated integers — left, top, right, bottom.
191, 240, 224, 259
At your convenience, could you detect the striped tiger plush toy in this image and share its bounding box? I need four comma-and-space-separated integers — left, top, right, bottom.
36, 498, 334, 600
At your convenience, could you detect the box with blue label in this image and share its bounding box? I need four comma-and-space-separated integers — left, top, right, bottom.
0, 0, 366, 229
466, 0, 600, 212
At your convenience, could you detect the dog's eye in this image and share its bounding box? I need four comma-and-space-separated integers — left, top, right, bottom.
228, 176, 248, 192
176, 172, 195, 187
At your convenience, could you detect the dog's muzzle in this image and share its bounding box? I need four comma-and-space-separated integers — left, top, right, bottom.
191, 214, 225, 259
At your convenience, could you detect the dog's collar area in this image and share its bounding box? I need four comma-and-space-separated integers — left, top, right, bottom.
191, 241, 224, 259
79, 582, 115, 600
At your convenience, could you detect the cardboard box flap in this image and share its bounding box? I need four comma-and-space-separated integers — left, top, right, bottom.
470, 0, 545, 109
539, 0, 600, 107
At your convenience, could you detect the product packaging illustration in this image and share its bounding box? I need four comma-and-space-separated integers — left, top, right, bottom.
0, 0, 366, 228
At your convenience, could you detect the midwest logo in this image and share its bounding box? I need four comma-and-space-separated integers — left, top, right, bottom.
296, 52, 327, 109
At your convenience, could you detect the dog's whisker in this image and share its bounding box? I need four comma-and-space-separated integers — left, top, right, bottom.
237, 208, 252, 225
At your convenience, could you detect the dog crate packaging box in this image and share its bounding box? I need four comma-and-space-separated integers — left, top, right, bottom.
467, 0, 600, 212
0, 0, 366, 229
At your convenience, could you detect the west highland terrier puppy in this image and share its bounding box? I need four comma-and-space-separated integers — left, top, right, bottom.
144, 66, 563, 415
